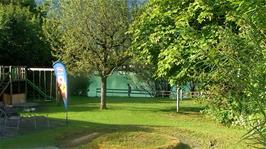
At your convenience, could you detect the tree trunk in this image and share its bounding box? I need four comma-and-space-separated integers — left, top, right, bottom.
100, 76, 107, 110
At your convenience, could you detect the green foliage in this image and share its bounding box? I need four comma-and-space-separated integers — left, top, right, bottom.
69, 74, 90, 96
244, 114, 266, 148
43, 0, 131, 75
0, 1, 52, 66
43, 0, 132, 109
130, 0, 265, 145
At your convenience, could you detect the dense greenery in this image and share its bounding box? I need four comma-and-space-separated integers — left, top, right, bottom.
68, 74, 90, 96
0, 0, 52, 66
43, 0, 132, 109
130, 0, 265, 145
131, 0, 266, 133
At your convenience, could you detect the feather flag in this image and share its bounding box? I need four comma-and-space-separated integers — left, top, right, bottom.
53, 61, 68, 109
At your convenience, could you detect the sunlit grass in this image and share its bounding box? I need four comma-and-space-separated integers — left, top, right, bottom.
0, 96, 252, 149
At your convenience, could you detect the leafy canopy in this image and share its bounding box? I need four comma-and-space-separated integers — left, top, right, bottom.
44, 0, 131, 75
130, 0, 265, 124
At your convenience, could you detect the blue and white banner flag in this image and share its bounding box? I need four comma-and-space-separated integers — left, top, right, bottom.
53, 61, 68, 109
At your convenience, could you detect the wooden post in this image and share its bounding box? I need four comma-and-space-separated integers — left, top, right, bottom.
0, 66, 2, 80
9, 66, 13, 104
44, 71, 46, 95
33, 70, 35, 99
180, 89, 183, 100
18, 67, 21, 93
50, 71, 53, 99
38, 70, 41, 99
25, 67, 27, 99
176, 86, 180, 112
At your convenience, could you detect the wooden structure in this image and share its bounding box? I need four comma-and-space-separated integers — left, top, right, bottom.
27, 68, 56, 101
0, 66, 27, 105
0, 66, 56, 105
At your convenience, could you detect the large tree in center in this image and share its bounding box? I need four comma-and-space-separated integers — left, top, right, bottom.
44, 0, 131, 109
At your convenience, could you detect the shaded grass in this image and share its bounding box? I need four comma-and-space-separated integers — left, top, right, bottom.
0, 96, 252, 148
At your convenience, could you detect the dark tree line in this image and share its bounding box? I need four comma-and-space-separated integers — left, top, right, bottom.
0, 0, 53, 67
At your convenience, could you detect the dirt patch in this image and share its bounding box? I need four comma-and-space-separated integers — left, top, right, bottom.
76, 132, 185, 149
33, 146, 59, 149
60, 132, 100, 148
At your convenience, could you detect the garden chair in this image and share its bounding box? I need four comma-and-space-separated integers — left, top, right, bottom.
0, 103, 21, 131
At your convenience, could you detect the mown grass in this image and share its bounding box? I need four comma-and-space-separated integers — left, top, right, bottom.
0, 96, 253, 149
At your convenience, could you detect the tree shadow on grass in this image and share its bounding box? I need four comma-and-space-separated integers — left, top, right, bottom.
32, 103, 101, 114
174, 142, 191, 149
35, 99, 178, 114
156, 106, 204, 114
49, 104, 204, 116
0, 116, 202, 149
0, 117, 154, 148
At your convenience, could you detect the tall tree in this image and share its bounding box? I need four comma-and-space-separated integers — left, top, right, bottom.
44, 0, 131, 109
0, 0, 52, 66
130, 0, 265, 126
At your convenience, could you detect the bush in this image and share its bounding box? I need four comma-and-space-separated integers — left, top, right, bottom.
69, 74, 90, 96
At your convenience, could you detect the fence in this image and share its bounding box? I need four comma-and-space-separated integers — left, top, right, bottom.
96, 88, 183, 98
96, 88, 150, 97
95, 89, 203, 98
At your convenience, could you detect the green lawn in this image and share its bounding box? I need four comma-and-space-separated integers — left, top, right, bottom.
0, 97, 253, 149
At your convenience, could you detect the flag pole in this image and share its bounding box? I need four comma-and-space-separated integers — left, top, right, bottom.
66, 109, 68, 126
